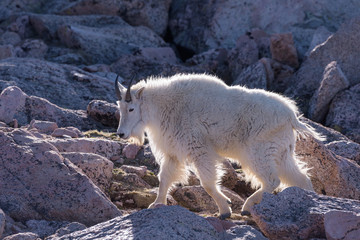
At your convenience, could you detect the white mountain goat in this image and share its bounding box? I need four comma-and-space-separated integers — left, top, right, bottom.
114, 73, 324, 218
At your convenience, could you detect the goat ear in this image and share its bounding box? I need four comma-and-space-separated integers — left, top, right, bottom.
135, 87, 145, 99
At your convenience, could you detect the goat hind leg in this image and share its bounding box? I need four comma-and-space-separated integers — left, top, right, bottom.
241, 144, 281, 215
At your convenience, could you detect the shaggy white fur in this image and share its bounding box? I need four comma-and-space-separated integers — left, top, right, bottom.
115, 73, 324, 218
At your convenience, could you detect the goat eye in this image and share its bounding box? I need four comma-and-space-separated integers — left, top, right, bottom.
129, 108, 134, 112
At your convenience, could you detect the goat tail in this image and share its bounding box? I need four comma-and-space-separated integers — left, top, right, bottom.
291, 116, 326, 142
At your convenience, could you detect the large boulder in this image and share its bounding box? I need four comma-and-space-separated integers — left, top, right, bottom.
53, 205, 266, 239
0, 57, 116, 110
308, 61, 349, 123
251, 187, 360, 240
296, 134, 360, 200
61, 152, 114, 192
0, 86, 103, 130
48, 137, 122, 160
30, 14, 166, 64
0, 128, 121, 226
55, 206, 220, 239
324, 210, 360, 240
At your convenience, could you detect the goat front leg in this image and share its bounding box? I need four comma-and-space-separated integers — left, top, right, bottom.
148, 156, 186, 208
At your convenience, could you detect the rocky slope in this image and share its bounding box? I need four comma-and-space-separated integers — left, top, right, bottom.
0, 0, 360, 239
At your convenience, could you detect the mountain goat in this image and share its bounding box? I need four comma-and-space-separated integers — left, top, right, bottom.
115, 73, 324, 218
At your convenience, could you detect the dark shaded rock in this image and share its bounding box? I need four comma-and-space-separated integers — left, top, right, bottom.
270, 33, 299, 68
0, 128, 121, 226
87, 100, 118, 128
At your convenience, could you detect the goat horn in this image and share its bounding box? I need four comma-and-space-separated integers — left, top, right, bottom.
115, 75, 122, 100
125, 74, 135, 103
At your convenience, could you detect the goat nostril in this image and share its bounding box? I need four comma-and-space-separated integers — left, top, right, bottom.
119, 133, 125, 138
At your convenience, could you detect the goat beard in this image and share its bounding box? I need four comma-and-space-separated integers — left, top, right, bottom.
129, 121, 145, 146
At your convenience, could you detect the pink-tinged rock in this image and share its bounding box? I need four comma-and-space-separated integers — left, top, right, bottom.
296, 135, 360, 199
270, 33, 299, 68
0, 85, 104, 130
326, 83, 360, 143
0, 86, 27, 124
112, 173, 151, 191
28, 120, 58, 134
122, 144, 141, 159
3, 232, 40, 240
48, 137, 122, 160
0, 128, 121, 226
251, 187, 360, 240
171, 185, 244, 213
87, 100, 118, 128
308, 61, 349, 122
51, 127, 79, 138
325, 210, 360, 240
120, 165, 147, 178
0, 45, 15, 60
205, 217, 235, 232
61, 152, 113, 192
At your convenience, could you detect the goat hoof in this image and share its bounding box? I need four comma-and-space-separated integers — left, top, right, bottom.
219, 212, 231, 220
241, 210, 251, 216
